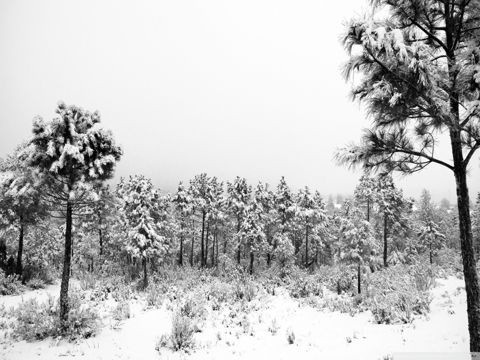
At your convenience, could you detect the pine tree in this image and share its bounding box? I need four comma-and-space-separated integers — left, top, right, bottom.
418, 220, 446, 264
117, 175, 168, 288
354, 174, 377, 222
0, 144, 47, 277
25, 102, 122, 325
336, 1, 480, 348
339, 205, 376, 294
172, 182, 193, 266
239, 200, 267, 274
226, 177, 251, 264
254, 182, 277, 266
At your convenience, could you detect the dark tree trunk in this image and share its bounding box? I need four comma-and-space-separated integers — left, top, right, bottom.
179, 235, 184, 266
357, 263, 361, 294
60, 200, 73, 326
429, 242, 433, 265
305, 219, 309, 268
453, 162, 480, 351
15, 223, 24, 277
201, 211, 206, 267
383, 213, 388, 267
142, 257, 148, 288
205, 221, 210, 266
215, 230, 219, 267
249, 251, 254, 275
98, 228, 103, 257
190, 219, 195, 266
211, 226, 216, 268
444, 11, 480, 349
366, 198, 370, 222
236, 218, 241, 264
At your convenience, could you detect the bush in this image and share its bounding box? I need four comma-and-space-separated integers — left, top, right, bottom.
12, 296, 57, 341
12, 291, 100, 341
286, 328, 295, 344
317, 265, 354, 295
366, 265, 432, 324
26, 278, 46, 290
156, 312, 195, 352
146, 284, 164, 308
0, 272, 24, 295
288, 274, 323, 298
112, 300, 131, 322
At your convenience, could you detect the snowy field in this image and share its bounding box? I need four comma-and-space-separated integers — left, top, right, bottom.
0, 276, 470, 360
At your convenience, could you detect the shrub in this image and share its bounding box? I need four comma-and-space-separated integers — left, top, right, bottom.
366, 265, 432, 324
12, 296, 57, 341
268, 318, 279, 335
235, 280, 258, 302
157, 312, 195, 352
112, 301, 131, 322
286, 328, 295, 344
288, 275, 323, 298
26, 278, 46, 290
0, 272, 24, 295
12, 291, 100, 341
146, 284, 164, 308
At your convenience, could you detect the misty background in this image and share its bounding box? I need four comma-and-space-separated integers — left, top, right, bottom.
0, 0, 478, 202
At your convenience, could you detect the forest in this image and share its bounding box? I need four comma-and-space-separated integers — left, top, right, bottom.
2, 0, 480, 359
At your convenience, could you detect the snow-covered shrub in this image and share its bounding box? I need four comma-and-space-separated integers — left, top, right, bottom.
268, 317, 279, 335
146, 283, 164, 308
26, 278, 45, 290
288, 272, 323, 298
12, 296, 57, 341
158, 311, 195, 352
112, 300, 131, 322
179, 295, 206, 323
366, 265, 432, 324
286, 328, 295, 344
317, 265, 354, 295
234, 279, 258, 302
12, 291, 100, 341
0, 272, 24, 295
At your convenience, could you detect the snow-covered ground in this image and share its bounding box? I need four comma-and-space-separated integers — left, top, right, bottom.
0, 276, 470, 360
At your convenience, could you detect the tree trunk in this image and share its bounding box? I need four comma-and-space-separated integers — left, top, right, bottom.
201, 211, 206, 267
15, 223, 24, 277
236, 218, 241, 264
445, 13, 480, 349
453, 164, 480, 351
205, 221, 210, 266
190, 219, 195, 266
366, 198, 370, 222
179, 235, 184, 266
383, 213, 388, 267
98, 228, 103, 257
60, 200, 73, 326
142, 257, 148, 288
305, 219, 309, 268
357, 263, 361, 294
211, 226, 216, 267
249, 251, 254, 275
429, 242, 433, 265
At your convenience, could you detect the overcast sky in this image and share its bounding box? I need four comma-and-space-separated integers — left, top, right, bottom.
0, 0, 478, 202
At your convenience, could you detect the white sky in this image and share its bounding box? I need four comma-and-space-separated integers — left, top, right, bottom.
0, 0, 478, 202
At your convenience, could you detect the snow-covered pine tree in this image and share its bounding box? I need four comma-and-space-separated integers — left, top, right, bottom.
25, 102, 122, 325
226, 176, 251, 264
172, 182, 194, 266
254, 182, 277, 266
336, 0, 480, 349
296, 186, 328, 267
117, 175, 168, 288
418, 220, 446, 264
354, 174, 376, 222
189, 173, 215, 267
375, 175, 406, 267
239, 199, 267, 274
0, 143, 47, 277
338, 205, 376, 294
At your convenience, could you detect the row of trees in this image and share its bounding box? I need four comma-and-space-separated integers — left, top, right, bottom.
3, 141, 477, 296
